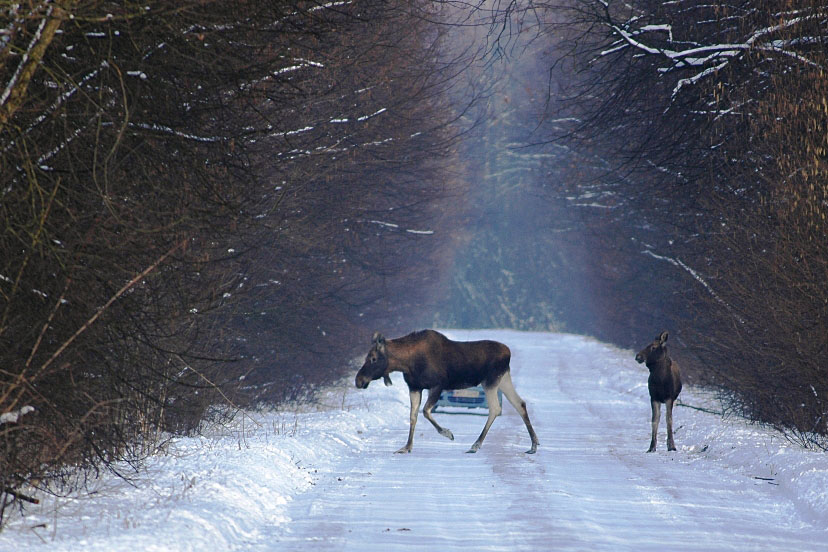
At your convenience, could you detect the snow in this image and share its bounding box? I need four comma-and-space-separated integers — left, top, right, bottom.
0, 405, 34, 425
357, 108, 387, 121
0, 6, 53, 108
367, 220, 434, 235
2, 330, 826, 550
599, 7, 824, 100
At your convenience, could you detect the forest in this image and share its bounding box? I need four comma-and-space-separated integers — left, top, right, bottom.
438, 0, 828, 451
2, 0, 827, 526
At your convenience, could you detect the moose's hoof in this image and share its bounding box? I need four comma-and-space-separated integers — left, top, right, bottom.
440, 429, 454, 441
526, 443, 538, 454
395, 446, 412, 454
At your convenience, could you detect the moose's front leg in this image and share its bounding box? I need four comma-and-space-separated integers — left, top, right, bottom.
648, 399, 661, 453
396, 389, 422, 453
423, 387, 454, 441
665, 398, 677, 451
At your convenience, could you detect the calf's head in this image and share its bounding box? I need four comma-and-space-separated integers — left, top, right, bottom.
355, 332, 389, 389
635, 330, 669, 365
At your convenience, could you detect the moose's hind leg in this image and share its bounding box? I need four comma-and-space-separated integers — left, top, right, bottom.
467, 384, 503, 453
498, 372, 539, 454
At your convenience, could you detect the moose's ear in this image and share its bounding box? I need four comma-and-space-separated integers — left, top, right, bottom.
658, 330, 669, 343
372, 332, 387, 354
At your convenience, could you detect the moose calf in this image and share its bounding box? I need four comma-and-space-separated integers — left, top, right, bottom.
635, 331, 682, 452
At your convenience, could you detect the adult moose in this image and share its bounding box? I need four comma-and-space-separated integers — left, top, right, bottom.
355, 330, 539, 454
635, 330, 682, 452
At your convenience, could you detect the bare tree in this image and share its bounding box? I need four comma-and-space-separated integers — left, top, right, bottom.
1, 0, 472, 521
526, 0, 828, 446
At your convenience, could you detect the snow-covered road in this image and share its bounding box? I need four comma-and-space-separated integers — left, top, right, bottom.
3, 330, 827, 551
264, 330, 826, 551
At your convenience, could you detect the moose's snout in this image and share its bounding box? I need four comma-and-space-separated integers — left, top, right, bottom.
355, 372, 371, 389
635, 352, 645, 363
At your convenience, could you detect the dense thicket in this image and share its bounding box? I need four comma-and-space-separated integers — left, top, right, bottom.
0, 0, 467, 521
530, 0, 828, 447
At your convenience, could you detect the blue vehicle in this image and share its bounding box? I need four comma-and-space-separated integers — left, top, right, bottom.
433, 385, 502, 413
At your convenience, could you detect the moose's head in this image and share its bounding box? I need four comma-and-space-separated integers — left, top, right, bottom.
355, 332, 389, 389
635, 330, 669, 365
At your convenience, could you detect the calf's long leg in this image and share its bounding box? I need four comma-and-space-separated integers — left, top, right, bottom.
648, 399, 660, 452
498, 371, 539, 454
666, 398, 677, 451
423, 387, 454, 441
396, 389, 422, 454
467, 384, 503, 453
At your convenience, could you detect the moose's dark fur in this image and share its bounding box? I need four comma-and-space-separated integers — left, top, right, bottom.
355, 330, 539, 454
635, 330, 682, 452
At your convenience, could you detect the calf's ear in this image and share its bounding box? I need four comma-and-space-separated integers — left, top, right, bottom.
658, 330, 669, 344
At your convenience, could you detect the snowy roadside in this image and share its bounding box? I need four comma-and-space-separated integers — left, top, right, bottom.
0, 379, 410, 551
0, 331, 825, 550
583, 332, 828, 527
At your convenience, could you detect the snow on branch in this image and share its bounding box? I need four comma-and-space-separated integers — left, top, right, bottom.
0, 406, 35, 425
131, 122, 222, 143
671, 60, 729, 99
642, 248, 743, 322
366, 219, 434, 235
596, 2, 827, 101
0, 7, 52, 107
357, 108, 387, 122
0, 4, 62, 126
273, 59, 325, 76
746, 13, 822, 46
